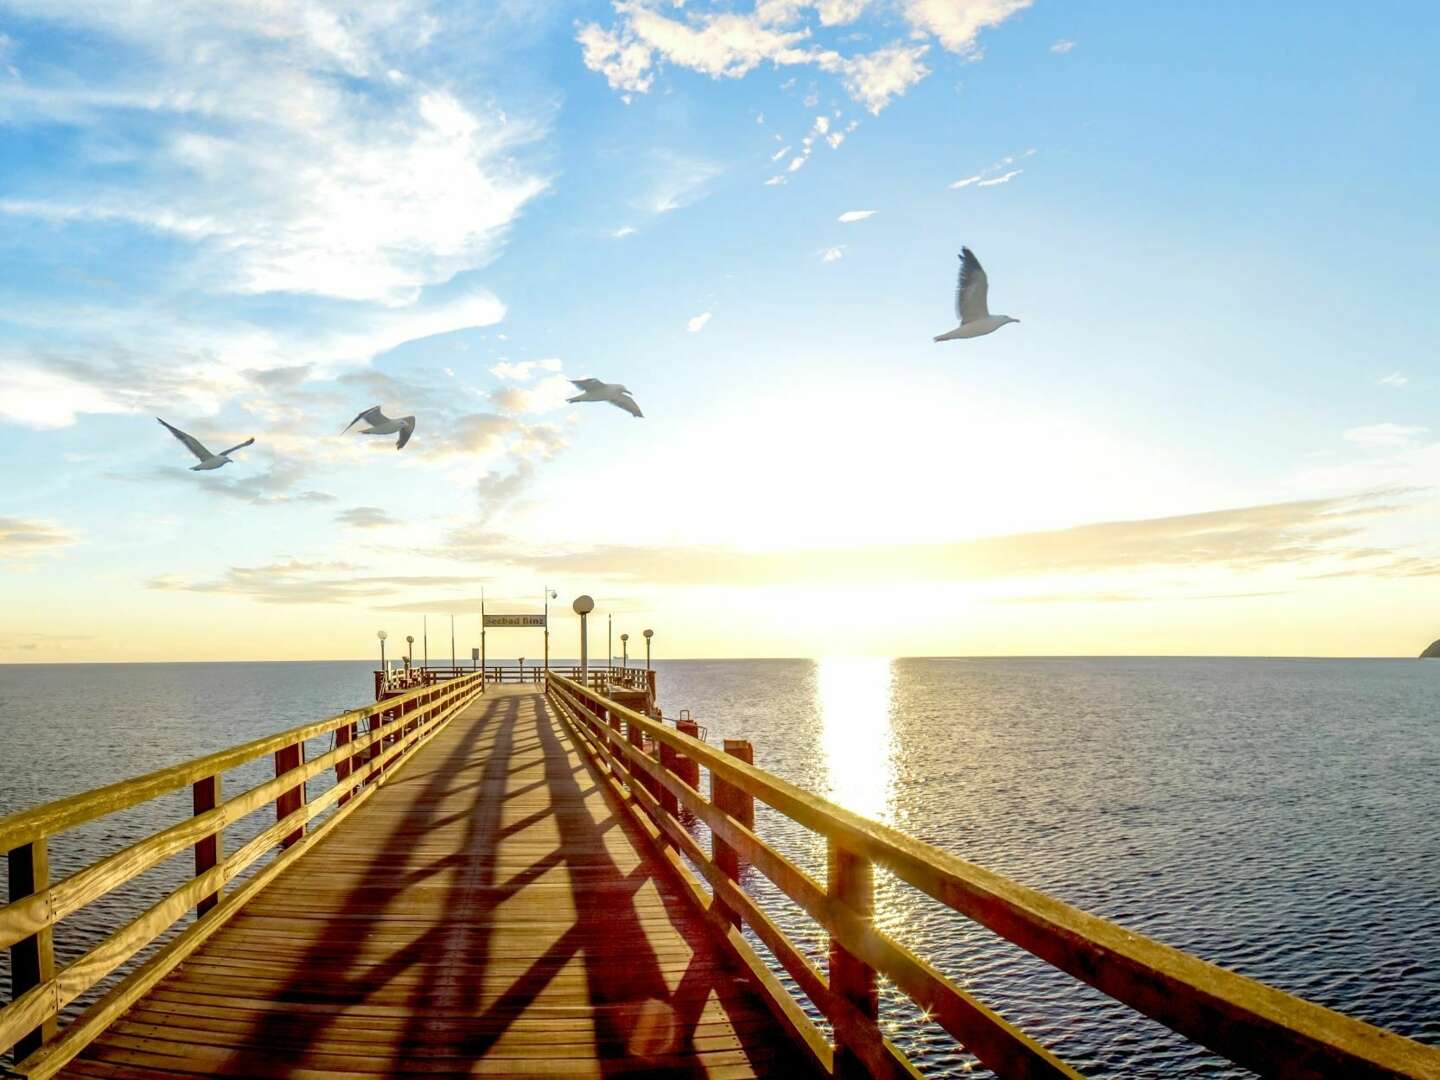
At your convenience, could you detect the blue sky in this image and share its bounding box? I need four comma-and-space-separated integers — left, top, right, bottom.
2, 1, 1439, 660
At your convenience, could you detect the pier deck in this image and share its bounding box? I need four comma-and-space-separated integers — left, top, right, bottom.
56, 686, 808, 1079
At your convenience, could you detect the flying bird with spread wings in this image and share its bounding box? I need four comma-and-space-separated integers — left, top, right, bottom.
567, 379, 643, 418
933, 247, 1019, 341
156, 418, 254, 471
343, 405, 416, 449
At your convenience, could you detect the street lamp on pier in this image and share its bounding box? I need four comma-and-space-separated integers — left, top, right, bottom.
405, 635, 414, 669
543, 586, 558, 673
377, 630, 388, 673
643, 628, 653, 671
573, 595, 594, 684
621, 633, 629, 670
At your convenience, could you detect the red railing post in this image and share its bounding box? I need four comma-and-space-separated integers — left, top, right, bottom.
274, 742, 306, 848
191, 775, 222, 915
335, 721, 356, 804
828, 840, 879, 1079
710, 739, 754, 924
7, 838, 56, 1059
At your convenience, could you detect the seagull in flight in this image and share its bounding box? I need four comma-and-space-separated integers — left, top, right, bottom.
343, 405, 416, 449
156, 418, 255, 471
934, 247, 1019, 341
567, 379, 643, 418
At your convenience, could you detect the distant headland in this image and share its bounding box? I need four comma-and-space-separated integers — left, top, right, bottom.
1421, 641, 1440, 658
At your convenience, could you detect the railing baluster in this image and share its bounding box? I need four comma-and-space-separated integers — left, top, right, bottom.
6, 837, 56, 1062
191, 775, 222, 916
274, 741, 306, 848
828, 840, 880, 1079
335, 721, 356, 805
710, 739, 755, 926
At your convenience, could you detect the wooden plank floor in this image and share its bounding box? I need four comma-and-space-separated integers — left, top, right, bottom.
59, 686, 811, 1079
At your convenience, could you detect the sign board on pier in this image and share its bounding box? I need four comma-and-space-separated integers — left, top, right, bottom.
483, 614, 547, 628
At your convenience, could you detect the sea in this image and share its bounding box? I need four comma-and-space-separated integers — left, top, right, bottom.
1, 658, 1437, 1077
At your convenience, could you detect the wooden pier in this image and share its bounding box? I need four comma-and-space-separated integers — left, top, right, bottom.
3, 669, 1439, 1078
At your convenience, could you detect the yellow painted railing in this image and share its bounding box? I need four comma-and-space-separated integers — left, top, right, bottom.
545, 672, 1440, 1080
0, 672, 485, 1077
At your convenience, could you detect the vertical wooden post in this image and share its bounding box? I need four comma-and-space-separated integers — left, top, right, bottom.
191, 775, 222, 916
336, 721, 356, 805
274, 741, 306, 848
7, 838, 56, 1060
828, 840, 879, 1079
710, 739, 754, 925
672, 719, 702, 813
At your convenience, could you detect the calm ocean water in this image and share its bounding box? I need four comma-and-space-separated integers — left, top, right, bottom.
2, 658, 1438, 1076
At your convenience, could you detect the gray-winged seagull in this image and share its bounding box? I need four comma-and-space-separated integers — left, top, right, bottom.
567, 379, 643, 418
933, 247, 1019, 341
343, 405, 416, 449
156, 417, 254, 471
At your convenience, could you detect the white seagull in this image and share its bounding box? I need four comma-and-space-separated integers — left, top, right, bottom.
933, 247, 1019, 341
343, 405, 416, 449
567, 379, 643, 418
156, 418, 254, 471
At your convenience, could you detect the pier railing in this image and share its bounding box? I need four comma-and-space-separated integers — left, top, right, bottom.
406, 663, 655, 691
0, 672, 485, 1077
545, 672, 1440, 1080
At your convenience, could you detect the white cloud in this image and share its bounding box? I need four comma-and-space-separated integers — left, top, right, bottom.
977, 168, 1022, 186
1379, 372, 1409, 387
821, 246, 845, 262
491, 358, 563, 381
1049, 38, 1075, 54
787, 154, 808, 172
764, 175, 787, 186
950, 174, 982, 189
1344, 423, 1429, 447
612, 225, 638, 238
837, 209, 876, 222
813, 115, 830, 134
820, 43, 930, 114
644, 153, 723, 213
687, 311, 713, 333
577, 1, 1024, 114
0, 7, 548, 306
902, 0, 1034, 55
771, 144, 792, 160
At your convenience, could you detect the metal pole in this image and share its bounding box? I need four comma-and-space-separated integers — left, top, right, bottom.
481, 588, 487, 691
423, 615, 428, 669
608, 614, 612, 679
543, 587, 549, 674
450, 614, 455, 670
580, 612, 588, 684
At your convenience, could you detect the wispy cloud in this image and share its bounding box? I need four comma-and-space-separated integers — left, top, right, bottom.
611, 225, 637, 239
1379, 371, 1409, 387
472, 489, 1421, 587
977, 168, 1022, 186
821, 246, 845, 262
490, 358, 562, 381
1344, 423, 1428, 447
0, 516, 77, 559
1049, 39, 1076, 54
950, 148, 1035, 190
149, 559, 478, 606
687, 311, 713, 333
336, 506, 399, 529
838, 209, 876, 222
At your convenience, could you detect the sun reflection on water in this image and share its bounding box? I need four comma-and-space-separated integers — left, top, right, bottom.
815, 657, 896, 823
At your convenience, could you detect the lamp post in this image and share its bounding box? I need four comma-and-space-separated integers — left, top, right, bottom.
608, 614, 612, 678
573, 595, 594, 685
621, 633, 629, 670
543, 587, 558, 673
377, 630, 388, 673
643, 628, 653, 671
405, 635, 414, 670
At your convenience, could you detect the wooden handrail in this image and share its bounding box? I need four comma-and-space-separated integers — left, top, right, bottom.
0, 673, 484, 1075
545, 672, 1440, 1080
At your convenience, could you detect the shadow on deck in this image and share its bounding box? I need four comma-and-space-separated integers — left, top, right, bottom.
58, 686, 810, 1079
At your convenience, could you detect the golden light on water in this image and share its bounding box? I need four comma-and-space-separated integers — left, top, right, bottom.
815, 657, 896, 822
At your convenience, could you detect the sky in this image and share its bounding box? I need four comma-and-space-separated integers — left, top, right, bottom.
2, 1, 1439, 662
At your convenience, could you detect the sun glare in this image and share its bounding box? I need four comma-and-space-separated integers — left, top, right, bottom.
815, 656, 896, 822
